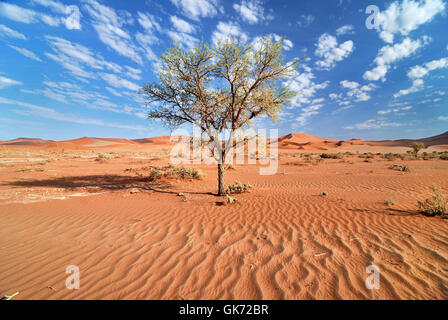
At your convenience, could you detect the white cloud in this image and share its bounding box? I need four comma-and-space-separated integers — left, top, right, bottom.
42, 88, 68, 103
394, 78, 424, 97
136, 12, 161, 32
363, 36, 430, 81
233, 0, 272, 24
339, 81, 376, 103
438, 115, 448, 120
82, 0, 143, 65
252, 34, 293, 51
378, 106, 413, 114
100, 73, 140, 91
0, 2, 39, 23
283, 66, 329, 126
283, 68, 329, 108
0, 24, 27, 40
375, 0, 445, 43
296, 14, 314, 27
171, 0, 222, 21
336, 25, 355, 36
211, 21, 248, 45
30, 0, 67, 14
45, 35, 123, 79
135, 33, 158, 61
7, 45, 42, 62
0, 1, 80, 30
407, 57, 448, 78
106, 87, 123, 97
329, 93, 342, 100
0, 96, 147, 131
170, 16, 196, 34
314, 33, 354, 70
340, 80, 359, 89
0, 76, 23, 89
167, 30, 199, 48
345, 119, 402, 130
124, 66, 142, 81
363, 65, 389, 82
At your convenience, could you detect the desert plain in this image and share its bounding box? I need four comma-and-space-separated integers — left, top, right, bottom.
0, 132, 447, 300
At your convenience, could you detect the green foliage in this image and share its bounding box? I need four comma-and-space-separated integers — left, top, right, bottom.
410, 142, 425, 156
141, 36, 299, 137
141, 36, 300, 195
384, 199, 395, 206
417, 185, 447, 217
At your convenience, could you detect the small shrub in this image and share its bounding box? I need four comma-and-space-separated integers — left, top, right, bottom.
410, 142, 425, 156
384, 199, 395, 206
227, 181, 253, 194
95, 153, 113, 163
168, 167, 205, 180
17, 166, 44, 172
417, 185, 447, 217
359, 153, 374, 159
226, 195, 237, 204
148, 169, 164, 181
440, 153, 448, 160
320, 153, 343, 159
148, 165, 205, 182
388, 164, 410, 172
320, 191, 328, 196
382, 153, 396, 161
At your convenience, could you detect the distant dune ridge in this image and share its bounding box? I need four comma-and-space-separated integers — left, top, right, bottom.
2, 131, 447, 150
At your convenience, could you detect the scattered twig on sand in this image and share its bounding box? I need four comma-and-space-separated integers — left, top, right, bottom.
314, 252, 327, 257
47, 286, 56, 291
1, 292, 19, 300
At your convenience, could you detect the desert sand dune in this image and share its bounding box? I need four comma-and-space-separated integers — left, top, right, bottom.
0, 134, 447, 300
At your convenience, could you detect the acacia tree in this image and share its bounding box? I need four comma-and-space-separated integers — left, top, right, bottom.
410, 142, 425, 156
140, 37, 299, 195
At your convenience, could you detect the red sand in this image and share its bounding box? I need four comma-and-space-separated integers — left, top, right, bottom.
0, 132, 447, 299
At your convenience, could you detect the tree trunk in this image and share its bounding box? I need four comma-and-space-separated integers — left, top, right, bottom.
217, 163, 225, 196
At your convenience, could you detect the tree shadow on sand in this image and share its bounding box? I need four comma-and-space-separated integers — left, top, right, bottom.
3, 174, 214, 196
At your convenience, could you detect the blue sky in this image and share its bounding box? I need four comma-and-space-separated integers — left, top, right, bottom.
0, 0, 447, 141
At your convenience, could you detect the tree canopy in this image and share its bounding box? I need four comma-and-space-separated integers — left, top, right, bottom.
140, 36, 300, 195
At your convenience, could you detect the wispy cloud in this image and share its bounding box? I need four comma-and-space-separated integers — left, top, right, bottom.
0, 96, 147, 131
211, 21, 248, 45
336, 25, 355, 36
0, 1, 80, 29
171, 0, 222, 21
44, 35, 125, 80
82, 0, 144, 65
0, 76, 23, 89
345, 119, 402, 130
0, 24, 27, 40
233, 0, 273, 25
296, 14, 314, 27
7, 45, 42, 62
170, 15, 196, 34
